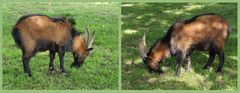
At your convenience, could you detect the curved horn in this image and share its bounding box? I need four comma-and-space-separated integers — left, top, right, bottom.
84, 27, 90, 46
88, 30, 95, 48
139, 32, 147, 58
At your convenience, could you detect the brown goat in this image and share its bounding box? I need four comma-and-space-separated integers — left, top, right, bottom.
139, 13, 231, 76
12, 14, 95, 77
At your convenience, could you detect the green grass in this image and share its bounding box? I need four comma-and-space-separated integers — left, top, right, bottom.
121, 3, 237, 90
2, 2, 119, 89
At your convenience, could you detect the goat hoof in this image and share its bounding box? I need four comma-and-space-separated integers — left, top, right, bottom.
60, 69, 68, 76
203, 65, 210, 69
61, 72, 68, 76
25, 73, 32, 77
71, 63, 82, 68
159, 71, 164, 74
175, 72, 181, 77
185, 70, 190, 74
49, 70, 56, 74
216, 68, 222, 73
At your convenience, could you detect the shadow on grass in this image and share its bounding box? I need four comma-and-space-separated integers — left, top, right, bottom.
122, 3, 237, 90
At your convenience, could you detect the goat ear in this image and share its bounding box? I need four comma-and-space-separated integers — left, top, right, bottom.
86, 48, 93, 51
62, 16, 66, 20
139, 33, 147, 58
68, 17, 76, 25
143, 57, 148, 60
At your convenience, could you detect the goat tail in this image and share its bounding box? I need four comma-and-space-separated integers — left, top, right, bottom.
228, 25, 232, 33
12, 27, 22, 48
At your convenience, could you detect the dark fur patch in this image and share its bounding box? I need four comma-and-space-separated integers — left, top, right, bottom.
36, 39, 73, 52
71, 27, 81, 37
16, 14, 47, 25
12, 27, 22, 48
64, 38, 73, 51
36, 40, 54, 52
184, 13, 220, 24
162, 23, 175, 42
50, 17, 65, 23
147, 23, 175, 55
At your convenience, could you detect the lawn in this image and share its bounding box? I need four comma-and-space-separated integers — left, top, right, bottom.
121, 3, 237, 90
2, 2, 119, 89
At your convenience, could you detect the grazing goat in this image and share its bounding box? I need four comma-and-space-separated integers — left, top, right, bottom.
139, 13, 231, 76
12, 14, 95, 77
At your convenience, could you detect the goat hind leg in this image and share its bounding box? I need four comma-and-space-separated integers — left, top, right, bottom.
175, 53, 185, 77
203, 50, 216, 69
22, 52, 32, 77
216, 51, 224, 72
185, 56, 191, 73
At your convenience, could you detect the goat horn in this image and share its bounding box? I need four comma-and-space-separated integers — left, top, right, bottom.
88, 30, 95, 48
85, 27, 90, 46
139, 32, 147, 58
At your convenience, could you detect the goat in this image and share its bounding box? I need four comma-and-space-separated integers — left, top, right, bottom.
139, 13, 231, 76
12, 14, 95, 77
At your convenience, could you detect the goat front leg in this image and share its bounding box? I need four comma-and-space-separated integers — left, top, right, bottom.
185, 56, 191, 74
175, 53, 185, 77
49, 51, 56, 73
58, 47, 66, 74
216, 50, 224, 72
